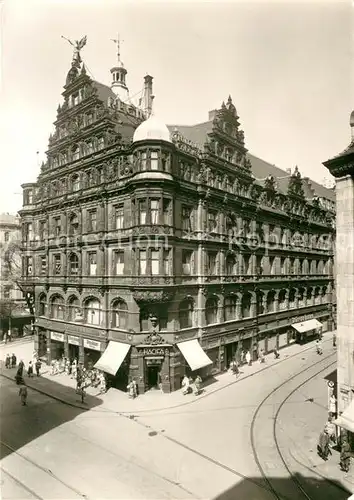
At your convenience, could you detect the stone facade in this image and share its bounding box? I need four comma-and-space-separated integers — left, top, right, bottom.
19, 44, 336, 393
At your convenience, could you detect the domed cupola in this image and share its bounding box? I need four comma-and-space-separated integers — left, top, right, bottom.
133, 115, 172, 144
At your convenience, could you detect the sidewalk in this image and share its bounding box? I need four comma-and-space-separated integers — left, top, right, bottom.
1, 331, 335, 414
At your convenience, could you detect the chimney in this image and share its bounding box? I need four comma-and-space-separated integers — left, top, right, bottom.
208, 109, 218, 121
144, 75, 153, 118
286, 168, 291, 174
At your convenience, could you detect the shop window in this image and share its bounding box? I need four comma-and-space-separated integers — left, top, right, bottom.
139, 250, 147, 275
150, 151, 159, 170
182, 205, 193, 231
114, 250, 124, 275
182, 250, 193, 275
111, 299, 128, 329
53, 254, 61, 275
84, 298, 101, 326
88, 252, 97, 276
69, 253, 79, 275
241, 293, 252, 318
151, 250, 159, 275
179, 299, 194, 329
114, 204, 124, 230
68, 296, 80, 321
51, 295, 64, 320
139, 200, 147, 225
205, 297, 218, 325
150, 199, 160, 225
40, 255, 47, 275
69, 214, 79, 236
38, 294, 47, 316
87, 210, 97, 232
224, 296, 237, 321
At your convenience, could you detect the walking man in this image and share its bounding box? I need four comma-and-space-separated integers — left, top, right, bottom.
245, 350, 252, 366
11, 353, 17, 369
27, 361, 34, 377
5, 354, 10, 369
35, 359, 41, 377
19, 384, 28, 406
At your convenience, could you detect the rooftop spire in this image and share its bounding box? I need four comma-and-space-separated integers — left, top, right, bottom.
111, 34, 124, 67
110, 34, 129, 100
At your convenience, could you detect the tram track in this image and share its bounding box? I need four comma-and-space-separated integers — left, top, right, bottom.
250, 352, 344, 500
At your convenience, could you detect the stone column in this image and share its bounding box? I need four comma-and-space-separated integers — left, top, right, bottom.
250, 297, 257, 317
161, 350, 171, 393
217, 295, 224, 323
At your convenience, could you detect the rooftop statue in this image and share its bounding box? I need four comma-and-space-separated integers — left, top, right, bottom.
61, 35, 87, 64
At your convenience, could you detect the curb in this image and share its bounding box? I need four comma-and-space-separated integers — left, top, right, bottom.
0, 334, 335, 415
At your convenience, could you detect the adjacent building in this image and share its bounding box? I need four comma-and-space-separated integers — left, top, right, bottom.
323, 112, 354, 445
19, 41, 336, 393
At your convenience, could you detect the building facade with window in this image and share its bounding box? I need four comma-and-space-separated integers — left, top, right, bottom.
19, 44, 336, 393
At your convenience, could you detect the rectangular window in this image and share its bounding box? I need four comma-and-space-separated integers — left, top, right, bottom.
182, 206, 192, 231
53, 254, 61, 275
163, 198, 171, 225
139, 200, 147, 225
88, 252, 97, 276
88, 210, 97, 232
226, 256, 235, 275
163, 249, 170, 275
25, 256, 33, 276
40, 256, 47, 275
150, 199, 160, 225
139, 250, 147, 275
280, 258, 286, 275
151, 250, 160, 275
208, 211, 217, 232
150, 151, 159, 170
4, 231, 9, 242
114, 204, 124, 230
182, 250, 193, 275
53, 217, 61, 236
207, 252, 217, 274
114, 250, 124, 275
24, 223, 33, 241
39, 221, 46, 240
243, 255, 251, 274
141, 152, 147, 170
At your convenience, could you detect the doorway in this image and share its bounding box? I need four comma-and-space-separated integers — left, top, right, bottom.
146, 362, 161, 390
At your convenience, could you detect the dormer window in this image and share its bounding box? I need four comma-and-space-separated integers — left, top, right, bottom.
24, 190, 33, 205
97, 137, 104, 150
72, 92, 80, 106
86, 113, 93, 126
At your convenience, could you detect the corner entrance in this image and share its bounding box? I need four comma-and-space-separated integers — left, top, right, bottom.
145, 358, 162, 390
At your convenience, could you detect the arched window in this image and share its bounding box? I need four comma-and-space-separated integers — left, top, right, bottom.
303, 259, 309, 275
97, 137, 104, 150
72, 146, 80, 161
289, 289, 296, 308
69, 214, 79, 236
241, 292, 252, 318
179, 299, 194, 329
306, 288, 313, 304
224, 296, 237, 321
278, 289, 287, 310
322, 286, 328, 303
84, 298, 101, 326
38, 294, 47, 316
205, 297, 218, 325
298, 288, 305, 307
69, 253, 79, 275
317, 261, 324, 274
226, 255, 236, 275
50, 295, 64, 320
257, 292, 264, 315
314, 287, 321, 305
86, 140, 94, 155
71, 174, 80, 192
68, 296, 80, 321
111, 299, 128, 329
267, 290, 275, 313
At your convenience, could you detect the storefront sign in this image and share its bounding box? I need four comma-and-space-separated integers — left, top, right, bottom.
51, 331, 64, 342
83, 339, 101, 351
68, 335, 80, 346
142, 347, 167, 356
296, 313, 314, 324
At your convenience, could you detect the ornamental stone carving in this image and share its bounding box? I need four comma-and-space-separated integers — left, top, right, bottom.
142, 332, 165, 345
132, 289, 174, 303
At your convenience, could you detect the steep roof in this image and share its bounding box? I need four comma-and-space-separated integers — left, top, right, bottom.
168, 121, 335, 202
92, 80, 116, 103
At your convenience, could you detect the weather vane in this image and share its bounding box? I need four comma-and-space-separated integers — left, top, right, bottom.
111, 34, 123, 63
61, 35, 87, 62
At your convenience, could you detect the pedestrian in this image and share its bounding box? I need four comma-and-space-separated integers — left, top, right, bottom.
35, 359, 41, 377
340, 439, 351, 472
127, 379, 137, 399
7, 330, 11, 343
333, 333, 337, 348
27, 361, 33, 377
181, 375, 191, 395
71, 359, 78, 379
11, 353, 17, 369
329, 395, 337, 419
274, 347, 280, 359
194, 375, 202, 396
54, 359, 60, 375
259, 349, 265, 364
245, 350, 252, 366
19, 384, 28, 406
18, 360, 24, 373
317, 428, 331, 460
99, 371, 106, 394
316, 339, 323, 355
240, 350, 246, 365
5, 354, 10, 369
65, 358, 71, 375
324, 417, 336, 446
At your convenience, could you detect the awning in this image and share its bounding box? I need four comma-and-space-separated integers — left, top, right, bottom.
177, 339, 213, 371
94, 341, 131, 376
334, 400, 354, 433
292, 319, 323, 333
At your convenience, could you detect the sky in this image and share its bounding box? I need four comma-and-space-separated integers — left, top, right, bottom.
0, 0, 352, 214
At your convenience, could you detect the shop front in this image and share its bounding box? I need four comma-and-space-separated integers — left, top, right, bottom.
94, 340, 131, 390
177, 339, 213, 379
136, 345, 171, 393
83, 338, 102, 369
49, 331, 65, 360
37, 328, 48, 358
67, 335, 80, 361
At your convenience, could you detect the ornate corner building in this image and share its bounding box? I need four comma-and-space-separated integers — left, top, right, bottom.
19, 41, 336, 394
